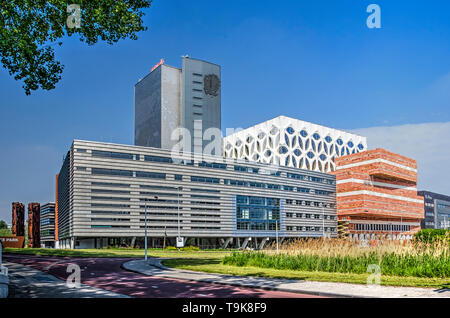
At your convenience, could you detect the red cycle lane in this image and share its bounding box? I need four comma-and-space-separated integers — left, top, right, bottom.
4, 254, 323, 298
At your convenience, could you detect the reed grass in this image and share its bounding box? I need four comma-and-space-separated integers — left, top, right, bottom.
222, 239, 450, 278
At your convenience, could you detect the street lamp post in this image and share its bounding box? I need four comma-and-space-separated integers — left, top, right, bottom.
177, 187, 181, 239
275, 220, 279, 252
144, 196, 158, 262
322, 207, 325, 239
144, 199, 148, 261
177, 187, 182, 252
400, 215, 403, 240
390, 222, 393, 240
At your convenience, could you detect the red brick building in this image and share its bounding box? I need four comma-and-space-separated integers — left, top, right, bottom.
333, 148, 424, 240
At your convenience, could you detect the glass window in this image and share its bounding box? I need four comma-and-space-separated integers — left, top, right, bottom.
136, 171, 166, 179
279, 146, 288, 154
286, 127, 295, 134
236, 195, 280, 232
92, 168, 133, 177
191, 176, 220, 184
92, 150, 134, 160
144, 155, 173, 164
198, 161, 227, 169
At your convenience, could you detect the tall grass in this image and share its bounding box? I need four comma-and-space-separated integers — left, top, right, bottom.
222, 239, 450, 278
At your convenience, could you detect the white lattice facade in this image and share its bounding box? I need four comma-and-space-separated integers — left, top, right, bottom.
223, 116, 367, 173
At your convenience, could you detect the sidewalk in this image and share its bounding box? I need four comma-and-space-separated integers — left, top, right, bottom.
123, 258, 450, 298
5, 261, 129, 298
0, 271, 8, 298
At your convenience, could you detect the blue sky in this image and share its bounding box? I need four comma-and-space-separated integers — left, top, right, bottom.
1, 0, 450, 222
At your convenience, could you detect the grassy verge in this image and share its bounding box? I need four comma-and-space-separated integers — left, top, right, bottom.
162, 257, 450, 289
0, 229, 12, 236
3, 247, 231, 259
5, 247, 449, 288
223, 251, 450, 278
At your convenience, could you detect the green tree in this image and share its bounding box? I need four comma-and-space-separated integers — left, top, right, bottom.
0, 220, 8, 230
0, 0, 152, 95
0, 220, 11, 236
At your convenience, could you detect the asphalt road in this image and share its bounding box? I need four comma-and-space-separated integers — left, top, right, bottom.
4, 254, 322, 298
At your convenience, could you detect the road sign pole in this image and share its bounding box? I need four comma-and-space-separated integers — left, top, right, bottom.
275, 220, 279, 252
144, 200, 148, 261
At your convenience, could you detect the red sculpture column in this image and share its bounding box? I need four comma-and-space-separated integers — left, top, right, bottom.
27, 203, 41, 248
12, 202, 25, 237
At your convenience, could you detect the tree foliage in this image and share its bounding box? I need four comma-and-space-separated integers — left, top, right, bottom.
0, 0, 152, 94
0, 220, 8, 230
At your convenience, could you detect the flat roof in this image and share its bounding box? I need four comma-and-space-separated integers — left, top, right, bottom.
225, 115, 367, 140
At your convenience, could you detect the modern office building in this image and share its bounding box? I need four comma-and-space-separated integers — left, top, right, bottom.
27, 203, 40, 248
333, 148, 424, 240
11, 202, 25, 237
40, 203, 56, 248
418, 191, 450, 229
56, 140, 338, 249
135, 56, 221, 155
223, 116, 367, 173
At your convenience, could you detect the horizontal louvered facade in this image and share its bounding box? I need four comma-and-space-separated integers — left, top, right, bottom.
57, 140, 338, 249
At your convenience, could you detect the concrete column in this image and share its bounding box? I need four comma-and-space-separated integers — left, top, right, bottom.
222, 238, 233, 249
259, 237, 269, 250
242, 237, 250, 249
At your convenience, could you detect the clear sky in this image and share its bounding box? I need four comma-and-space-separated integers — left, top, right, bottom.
1, 0, 450, 222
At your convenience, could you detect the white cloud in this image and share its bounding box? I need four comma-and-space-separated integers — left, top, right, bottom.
352, 122, 450, 195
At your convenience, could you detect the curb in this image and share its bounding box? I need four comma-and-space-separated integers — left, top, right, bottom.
122, 258, 366, 298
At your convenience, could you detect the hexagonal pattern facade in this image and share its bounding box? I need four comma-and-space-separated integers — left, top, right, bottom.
223, 116, 367, 173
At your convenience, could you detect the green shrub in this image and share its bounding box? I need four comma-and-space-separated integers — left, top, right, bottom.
181, 246, 200, 251
414, 229, 449, 244
0, 229, 12, 236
